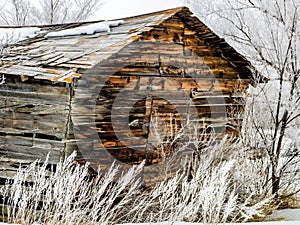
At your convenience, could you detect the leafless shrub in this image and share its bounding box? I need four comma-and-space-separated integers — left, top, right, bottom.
187, 0, 300, 204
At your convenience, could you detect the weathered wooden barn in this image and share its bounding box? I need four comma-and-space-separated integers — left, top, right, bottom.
0, 7, 254, 183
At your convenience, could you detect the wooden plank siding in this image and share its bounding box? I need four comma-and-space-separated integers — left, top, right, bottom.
71, 14, 249, 179
0, 79, 72, 182
0, 7, 254, 183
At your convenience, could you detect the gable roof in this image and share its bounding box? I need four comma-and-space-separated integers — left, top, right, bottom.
0, 7, 253, 84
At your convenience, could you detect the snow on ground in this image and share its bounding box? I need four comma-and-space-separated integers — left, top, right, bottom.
1, 223, 298, 225
118, 222, 300, 225
117, 209, 300, 225
1, 209, 300, 225
0, 223, 19, 225
45, 20, 124, 37
0, 27, 40, 45
2, 222, 300, 225
265, 209, 300, 222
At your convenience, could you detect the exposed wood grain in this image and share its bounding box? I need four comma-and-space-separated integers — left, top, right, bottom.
0, 7, 255, 184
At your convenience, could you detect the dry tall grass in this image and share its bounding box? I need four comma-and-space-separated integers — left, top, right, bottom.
1, 136, 276, 225
1, 152, 143, 225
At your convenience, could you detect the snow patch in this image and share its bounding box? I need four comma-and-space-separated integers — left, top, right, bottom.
45, 20, 124, 38
0, 223, 20, 225
265, 209, 300, 221
119, 221, 300, 225
0, 27, 41, 45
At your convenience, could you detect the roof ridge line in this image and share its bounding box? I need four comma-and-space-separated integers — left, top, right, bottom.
0, 7, 187, 29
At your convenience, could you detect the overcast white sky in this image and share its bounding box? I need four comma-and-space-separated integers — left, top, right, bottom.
92, 0, 184, 20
